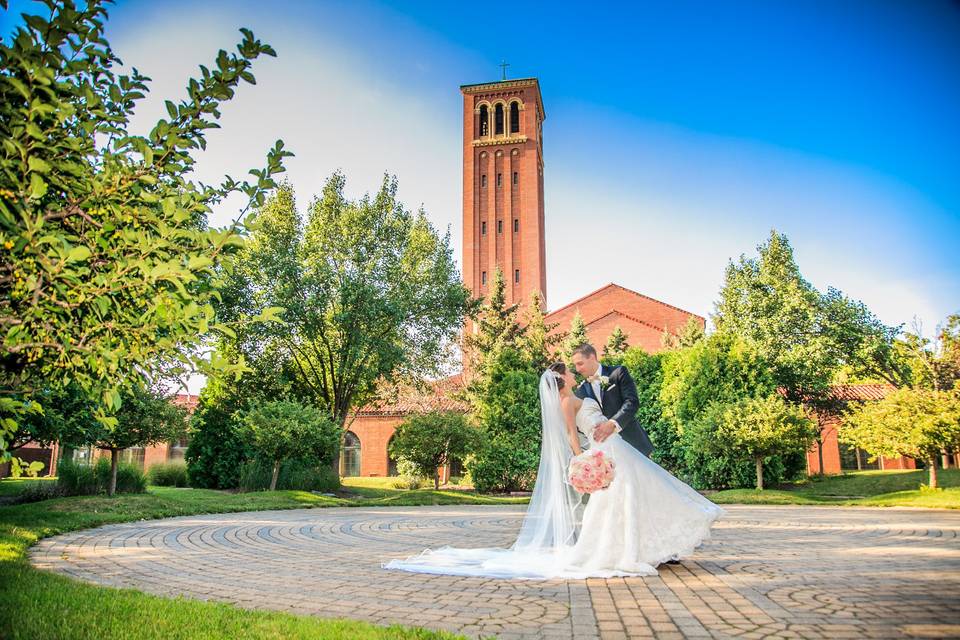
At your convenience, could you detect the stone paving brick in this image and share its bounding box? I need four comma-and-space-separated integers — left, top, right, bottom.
27, 505, 960, 639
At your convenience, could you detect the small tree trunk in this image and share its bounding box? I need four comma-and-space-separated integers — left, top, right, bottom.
928, 458, 939, 489
755, 456, 764, 491
817, 437, 825, 477
434, 470, 440, 490
855, 447, 863, 471
270, 460, 281, 492
109, 448, 119, 497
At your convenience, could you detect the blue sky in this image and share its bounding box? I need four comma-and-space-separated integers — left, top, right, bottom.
4, 0, 958, 344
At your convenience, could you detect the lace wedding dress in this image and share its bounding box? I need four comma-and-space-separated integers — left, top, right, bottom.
382, 371, 723, 579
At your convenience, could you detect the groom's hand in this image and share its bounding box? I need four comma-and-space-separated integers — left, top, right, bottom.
594, 420, 617, 443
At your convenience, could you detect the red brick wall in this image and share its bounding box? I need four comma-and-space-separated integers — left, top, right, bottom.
346, 415, 403, 477
807, 418, 843, 475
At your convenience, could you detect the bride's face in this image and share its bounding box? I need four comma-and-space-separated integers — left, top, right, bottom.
562, 369, 576, 390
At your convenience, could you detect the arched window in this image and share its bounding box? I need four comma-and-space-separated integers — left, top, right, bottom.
494, 103, 504, 135
340, 431, 361, 477
478, 104, 489, 137
509, 102, 520, 134
387, 434, 399, 476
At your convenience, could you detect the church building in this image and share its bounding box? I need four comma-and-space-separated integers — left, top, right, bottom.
343, 77, 704, 478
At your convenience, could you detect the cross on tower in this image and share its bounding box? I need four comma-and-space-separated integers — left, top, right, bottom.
499, 60, 510, 80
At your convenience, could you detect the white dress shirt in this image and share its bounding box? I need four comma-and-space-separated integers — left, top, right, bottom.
589, 362, 622, 433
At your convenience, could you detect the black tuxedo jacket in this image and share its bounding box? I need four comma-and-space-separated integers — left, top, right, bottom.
575, 363, 654, 457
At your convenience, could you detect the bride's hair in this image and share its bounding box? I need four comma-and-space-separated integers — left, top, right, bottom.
548, 362, 567, 390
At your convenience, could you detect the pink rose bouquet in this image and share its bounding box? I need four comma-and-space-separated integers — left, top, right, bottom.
567, 449, 616, 494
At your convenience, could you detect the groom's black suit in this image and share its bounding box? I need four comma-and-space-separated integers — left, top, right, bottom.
575, 364, 654, 457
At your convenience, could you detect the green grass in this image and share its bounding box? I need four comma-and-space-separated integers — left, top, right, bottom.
0, 476, 56, 498
0, 482, 519, 640
712, 469, 960, 509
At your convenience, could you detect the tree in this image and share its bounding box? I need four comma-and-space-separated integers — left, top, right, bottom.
520, 290, 561, 373
713, 394, 817, 490
0, 1, 291, 465
840, 387, 960, 488
184, 376, 251, 490
389, 412, 480, 489
240, 399, 340, 491
221, 178, 473, 479
602, 326, 630, 364
89, 383, 188, 496
714, 230, 905, 405
898, 315, 960, 392
561, 312, 589, 368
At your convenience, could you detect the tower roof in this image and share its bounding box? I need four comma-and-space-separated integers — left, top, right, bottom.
460, 78, 545, 120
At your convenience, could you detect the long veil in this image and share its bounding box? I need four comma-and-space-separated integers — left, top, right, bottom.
381, 369, 585, 578
511, 369, 583, 550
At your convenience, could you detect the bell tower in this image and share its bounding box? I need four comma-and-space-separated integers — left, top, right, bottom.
461, 77, 547, 314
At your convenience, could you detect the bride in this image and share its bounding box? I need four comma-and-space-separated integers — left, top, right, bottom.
382, 362, 723, 579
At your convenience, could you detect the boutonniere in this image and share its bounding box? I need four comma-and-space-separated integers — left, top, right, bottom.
599, 375, 610, 390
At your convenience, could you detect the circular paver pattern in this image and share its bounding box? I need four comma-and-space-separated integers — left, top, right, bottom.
29, 504, 960, 639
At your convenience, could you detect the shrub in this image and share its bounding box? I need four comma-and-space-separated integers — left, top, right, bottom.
148, 461, 190, 487
391, 459, 429, 490
186, 380, 252, 490
238, 458, 339, 493
389, 412, 480, 490
240, 399, 341, 491
56, 458, 147, 496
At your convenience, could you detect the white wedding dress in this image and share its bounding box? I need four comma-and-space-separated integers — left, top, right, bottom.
382, 371, 723, 579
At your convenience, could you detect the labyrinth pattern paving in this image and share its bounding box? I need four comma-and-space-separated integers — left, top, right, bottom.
30, 504, 960, 639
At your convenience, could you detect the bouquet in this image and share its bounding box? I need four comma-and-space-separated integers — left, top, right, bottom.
567, 449, 616, 494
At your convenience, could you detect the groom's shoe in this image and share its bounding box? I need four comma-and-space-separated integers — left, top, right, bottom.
665, 559, 681, 564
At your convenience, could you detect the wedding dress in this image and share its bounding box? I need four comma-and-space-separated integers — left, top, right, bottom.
382, 370, 723, 579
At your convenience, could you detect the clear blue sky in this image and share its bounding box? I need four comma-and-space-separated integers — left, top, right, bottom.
3, 0, 958, 341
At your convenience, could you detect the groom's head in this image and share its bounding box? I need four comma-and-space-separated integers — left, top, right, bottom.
571, 344, 600, 378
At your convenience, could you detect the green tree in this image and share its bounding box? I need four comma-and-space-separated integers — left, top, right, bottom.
184, 376, 251, 490
602, 326, 630, 364
713, 394, 817, 490
561, 312, 589, 369
840, 387, 960, 489
240, 399, 340, 491
221, 178, 473, 478
520, 290, 561, 373
0, 1, 290, 464
714, 230, 907, 403
389, 411, 480, 489
89, 383, 188, 496
897, 315, 960, 392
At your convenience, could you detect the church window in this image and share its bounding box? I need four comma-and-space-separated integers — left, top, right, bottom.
514, 219, 519, 232
496, 173, 502, 187
481, 174, 487, 187
512, 171, 518, 185
479, 104, 489, 137
515, 269, 520, 283
340, 431, 361, 477
495, 103, 504, 135
510, 102, 520, 134
497, 220, 503, 234
482, 271, 487, 285
481, 221, 487, 235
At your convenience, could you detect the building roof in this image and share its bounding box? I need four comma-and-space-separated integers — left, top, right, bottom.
546, 283, 705, 325
172, 393, 200, 413
356, 375, 468, 417
827, 383, 896, 402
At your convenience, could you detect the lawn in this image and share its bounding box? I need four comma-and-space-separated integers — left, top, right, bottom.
0, 479, 526, 640
711, 469, 960, 508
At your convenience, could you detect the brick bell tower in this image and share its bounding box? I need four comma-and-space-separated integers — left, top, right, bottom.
461, 77, 547, 320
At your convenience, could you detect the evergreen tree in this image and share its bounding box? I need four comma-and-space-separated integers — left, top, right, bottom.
562, 312, 590, 368
602, 326, 630, 364
521, 290, 562, 372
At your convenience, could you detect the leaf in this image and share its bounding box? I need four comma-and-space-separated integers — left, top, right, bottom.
29, 173, 47, 199
66, 245, 92, 263
28, 156, 51, 173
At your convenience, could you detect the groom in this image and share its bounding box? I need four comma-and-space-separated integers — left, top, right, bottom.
571, 343, 654, 457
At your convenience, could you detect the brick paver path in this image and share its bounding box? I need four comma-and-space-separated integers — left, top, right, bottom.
29, 504, 960, 639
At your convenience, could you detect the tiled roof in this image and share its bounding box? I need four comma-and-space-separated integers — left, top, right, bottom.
356, 375, 468, 416
827, 384, 896, 402
172, 393, 200, 413
545, 283, 705, 325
